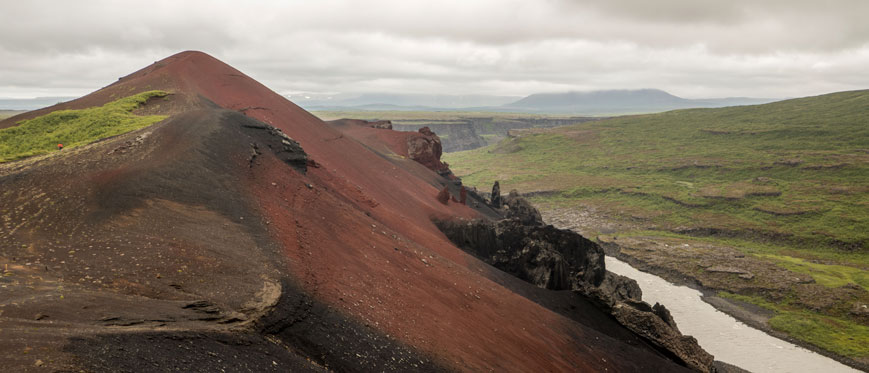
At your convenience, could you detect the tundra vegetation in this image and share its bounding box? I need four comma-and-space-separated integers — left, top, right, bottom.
444, 90, 869, 359
0, 90, 168, 162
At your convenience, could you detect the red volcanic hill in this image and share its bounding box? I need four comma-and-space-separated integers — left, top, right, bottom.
0, 51, 708, 371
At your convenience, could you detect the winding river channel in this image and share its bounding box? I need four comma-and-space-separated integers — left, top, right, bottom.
604, 257, 859, 373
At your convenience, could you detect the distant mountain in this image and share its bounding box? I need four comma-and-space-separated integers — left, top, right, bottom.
295, 89, 777, 114
504, 89, 778, 114
0, 97, 75, 110
294, 93, 521, 111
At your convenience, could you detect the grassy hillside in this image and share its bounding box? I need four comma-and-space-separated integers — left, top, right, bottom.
0, 91, 168, 162
447, 90, 869, 254
445, 90, 869, 359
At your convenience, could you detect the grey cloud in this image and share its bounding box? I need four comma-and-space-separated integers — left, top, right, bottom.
0, 0, 867, 100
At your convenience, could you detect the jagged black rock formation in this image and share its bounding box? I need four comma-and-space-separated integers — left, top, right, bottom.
435, 218, 605, 290
240, 117, 307, 173
435, 190, 715, 372
490, 181, 501, 208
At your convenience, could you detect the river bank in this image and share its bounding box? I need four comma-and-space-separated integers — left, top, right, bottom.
605, 256, 860, 373
607, 247, 867, 372
539, 206, 869, 372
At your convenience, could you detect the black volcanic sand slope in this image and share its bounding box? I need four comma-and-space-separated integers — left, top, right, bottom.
65, 331, 323, 373
65, 280, 446, 373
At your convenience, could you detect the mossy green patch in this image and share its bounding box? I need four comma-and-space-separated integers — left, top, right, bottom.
718, 291, 779, 311
761, 254, 869, 291
769, 311, 869, 358
0, 91, 169, 162
719, 291, 869, 358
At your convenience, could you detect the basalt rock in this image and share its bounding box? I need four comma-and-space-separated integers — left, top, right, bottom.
491, 181, 502, 208
503, 190, 544, 226
653, 302, 680, 332
434, 218, 605, 291
611, 302, 713, 372
582, 271, 643, 306
240, 118, 307, 173
436, 202, 715, 372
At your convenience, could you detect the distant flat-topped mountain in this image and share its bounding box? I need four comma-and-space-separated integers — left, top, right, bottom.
504, 89, 778, 114
298, 89, 777, 115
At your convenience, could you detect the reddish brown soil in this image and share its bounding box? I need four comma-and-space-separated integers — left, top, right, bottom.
0, 51, 691, 372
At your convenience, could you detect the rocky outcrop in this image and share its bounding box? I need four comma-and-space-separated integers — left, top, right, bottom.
435, 190, 715, 372
503, 189, 543, 226
434, 218, 604, 290
491, 181, 502, 208
585, 271, 643, 305
240, 116, 307, 173
367, 120, 393, 129
611, 302, 711, 371
407, 126, 450, 175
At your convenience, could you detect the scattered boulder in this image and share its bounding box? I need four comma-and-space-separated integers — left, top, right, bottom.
436, 187, 450, 205
851, 303, 869, 323
407, 127, 450, 174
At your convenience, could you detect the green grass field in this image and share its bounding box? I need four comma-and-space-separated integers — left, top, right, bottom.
444, 89, 869, 358
720, 291, 869, 358
446, 90, 869, 255
0, 91, 168, 162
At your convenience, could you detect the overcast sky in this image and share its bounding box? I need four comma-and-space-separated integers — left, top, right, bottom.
1, 0, 868, 99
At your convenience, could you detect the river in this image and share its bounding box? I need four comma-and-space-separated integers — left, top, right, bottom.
604, 256, 860, 373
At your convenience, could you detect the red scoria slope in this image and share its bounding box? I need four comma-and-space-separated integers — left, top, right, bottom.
0, 51, 690, 372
